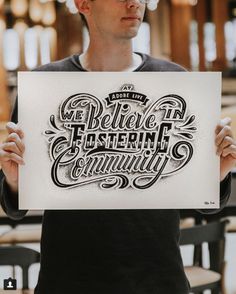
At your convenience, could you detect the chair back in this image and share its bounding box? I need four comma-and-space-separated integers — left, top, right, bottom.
180, 220, 228, 245
0, 246, 40, 267
180, 220, 229, 273
0, 246, 40, 289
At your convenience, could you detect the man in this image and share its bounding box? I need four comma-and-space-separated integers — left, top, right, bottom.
0, 0, 235, 293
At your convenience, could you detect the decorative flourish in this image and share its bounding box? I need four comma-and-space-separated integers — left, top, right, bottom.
174, 115, 197, 140
44, 115, 64, 144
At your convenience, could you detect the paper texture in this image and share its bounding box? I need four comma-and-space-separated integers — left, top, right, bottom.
18, 72, 221, 209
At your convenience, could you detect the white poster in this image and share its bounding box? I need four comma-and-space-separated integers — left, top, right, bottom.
18, 72, 221, 209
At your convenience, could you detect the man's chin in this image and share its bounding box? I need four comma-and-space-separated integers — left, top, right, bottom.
122, 28, 140, 39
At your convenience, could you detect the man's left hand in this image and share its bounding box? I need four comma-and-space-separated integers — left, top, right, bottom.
215, 117, 236, 181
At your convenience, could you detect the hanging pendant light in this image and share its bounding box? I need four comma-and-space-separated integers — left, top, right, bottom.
42, 1, 56, 26
10, 0, 28, 17
24, 27, 39, 69
66, 0, 78, 14
29, 0, 43, 23
189, 0, 198, 5
14, 19, 28, 34
40, 27, 57, 64
3, 29, 20, 70
147, 0, 160, 11
14, 20, 28, 69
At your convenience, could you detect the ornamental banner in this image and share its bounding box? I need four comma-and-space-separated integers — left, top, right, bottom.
18, 72, 221, 209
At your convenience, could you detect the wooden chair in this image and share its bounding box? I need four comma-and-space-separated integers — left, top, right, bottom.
180, 220, 229, 294
0, 246, 40, 289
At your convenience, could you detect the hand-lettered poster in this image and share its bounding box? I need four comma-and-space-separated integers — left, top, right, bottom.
18, 72, 221, 209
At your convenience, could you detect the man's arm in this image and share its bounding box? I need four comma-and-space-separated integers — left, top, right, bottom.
0, 101, 27, 220
220, 172, 231, 206
197, 117, 236, 214
216, 117, 236, 210
216, 117, 236, 181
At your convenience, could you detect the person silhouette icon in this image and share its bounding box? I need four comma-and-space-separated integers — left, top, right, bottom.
7, 281, 13, 288
3, 277, 17, 290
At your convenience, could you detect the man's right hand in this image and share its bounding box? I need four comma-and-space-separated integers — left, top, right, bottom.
0, 122, 25, 193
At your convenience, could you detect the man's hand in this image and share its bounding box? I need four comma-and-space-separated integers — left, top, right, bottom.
215, 117, 236, 181
0, 122, 25, 193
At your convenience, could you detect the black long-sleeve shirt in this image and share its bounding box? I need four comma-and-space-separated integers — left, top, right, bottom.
0, 53, 231, 294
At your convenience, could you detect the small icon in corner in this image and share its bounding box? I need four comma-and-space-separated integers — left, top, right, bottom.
3, 277, 17, 290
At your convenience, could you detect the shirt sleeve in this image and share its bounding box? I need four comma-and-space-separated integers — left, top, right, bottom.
0, 170, 27, 220
197, 172, 231, 215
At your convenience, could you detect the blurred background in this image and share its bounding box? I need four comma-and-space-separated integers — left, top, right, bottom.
0, 0, 236, 121
0, 0, 236, 293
